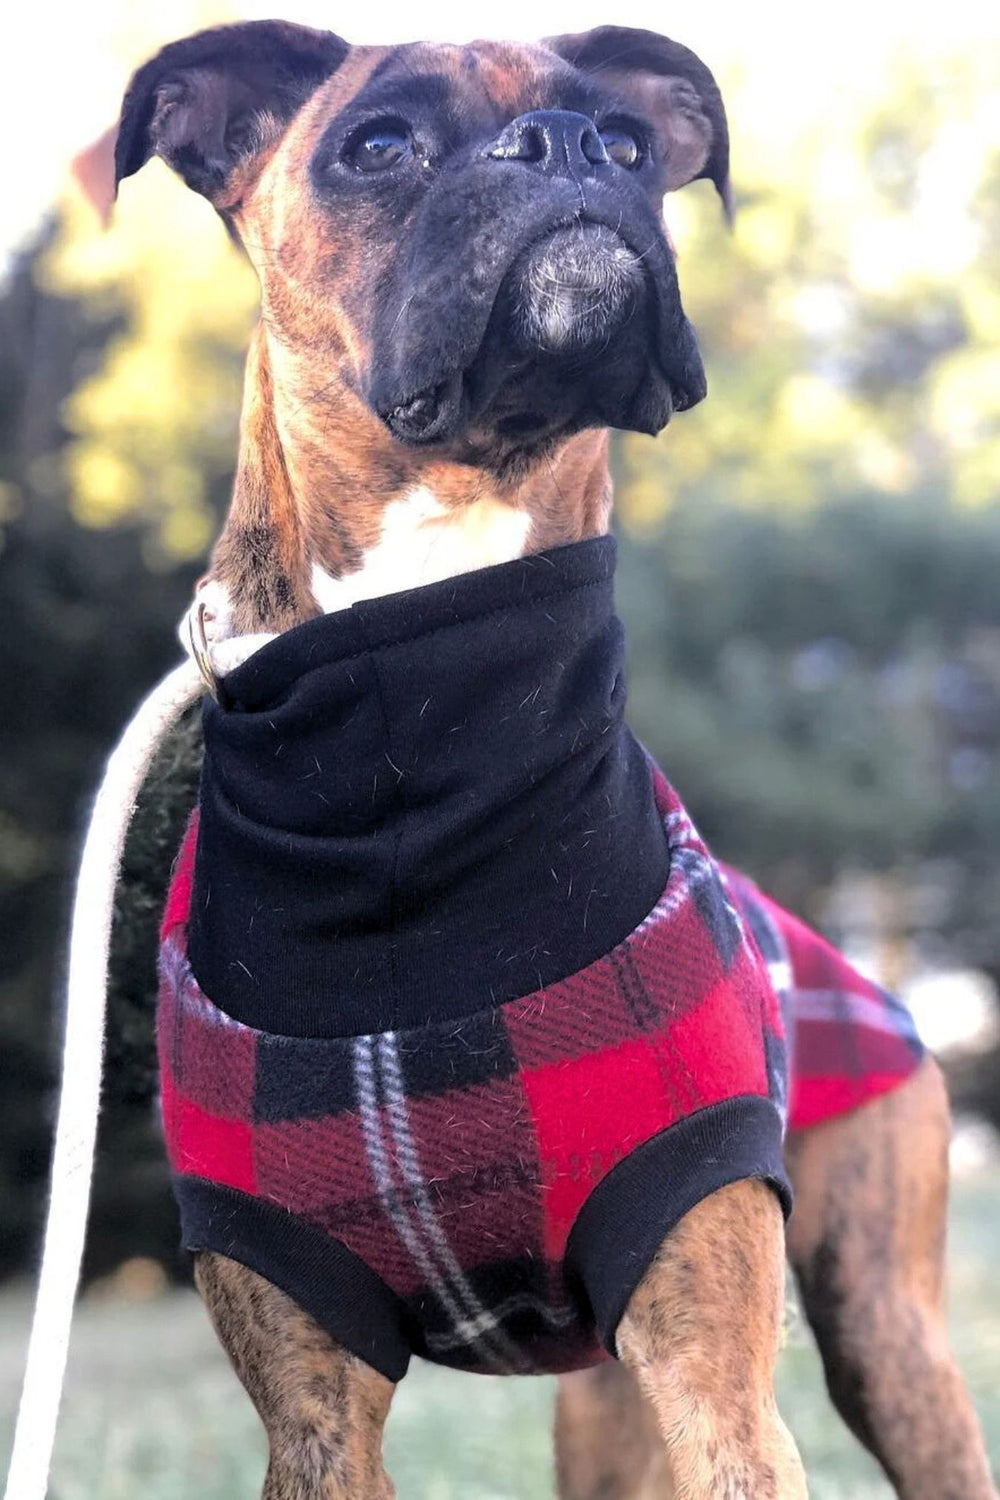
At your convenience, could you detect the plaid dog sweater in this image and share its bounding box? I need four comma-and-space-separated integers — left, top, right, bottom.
158, 536, 923, 1380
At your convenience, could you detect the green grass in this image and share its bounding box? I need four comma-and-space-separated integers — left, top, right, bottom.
3, 1171, 999, 1497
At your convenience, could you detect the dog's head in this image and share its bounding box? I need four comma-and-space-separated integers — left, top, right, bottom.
115, 22, 728, 480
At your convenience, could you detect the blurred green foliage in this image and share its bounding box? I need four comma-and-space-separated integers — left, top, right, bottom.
1, 38, 999, 1278
40, 162, 256, 558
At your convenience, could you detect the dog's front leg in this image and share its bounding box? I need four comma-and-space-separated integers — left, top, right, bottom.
615, 1179, 808, 1500
194, 1253, 396, 1500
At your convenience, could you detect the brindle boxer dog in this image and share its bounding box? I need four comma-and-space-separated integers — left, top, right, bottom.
105, 20, 996, 1499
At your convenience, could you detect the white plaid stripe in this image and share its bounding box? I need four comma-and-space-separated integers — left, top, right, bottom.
424, 1288, 576, 1355
633, 882, 688, 935
791, 987, 906, 1038
636, 806, 747, 957
377, 1033, 529, 1372
633, 807, 700, 936
722, 872, 794, 999
353, 1034, 524, 1372
352, 1036, 507, 1369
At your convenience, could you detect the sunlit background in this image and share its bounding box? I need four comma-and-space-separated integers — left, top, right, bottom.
2, 2, 1000, 1494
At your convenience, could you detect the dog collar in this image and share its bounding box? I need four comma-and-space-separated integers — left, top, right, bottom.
185, 535, 671, 1039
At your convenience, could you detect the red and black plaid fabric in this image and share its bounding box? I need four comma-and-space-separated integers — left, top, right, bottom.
721, 866, 924, 1131
158, 763, 922, 1381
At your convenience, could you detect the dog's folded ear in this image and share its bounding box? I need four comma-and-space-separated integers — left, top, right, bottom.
545, 26, 732, 220
114, 21, 348, 207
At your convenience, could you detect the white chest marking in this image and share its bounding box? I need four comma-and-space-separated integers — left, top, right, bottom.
310, 488, 532, 613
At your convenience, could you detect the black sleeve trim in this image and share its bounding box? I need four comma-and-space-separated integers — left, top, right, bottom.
565, 1095, 792, 1356
173, 1175, 412, 1382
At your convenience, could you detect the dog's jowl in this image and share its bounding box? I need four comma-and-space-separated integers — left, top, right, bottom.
107, 20, 998, 1498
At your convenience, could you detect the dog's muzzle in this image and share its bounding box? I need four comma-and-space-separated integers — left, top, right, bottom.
511, 223, 644, 357
372, 106, 704, 448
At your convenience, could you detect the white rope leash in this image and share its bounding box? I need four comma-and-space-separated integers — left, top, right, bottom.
4, 589, 276, 1500
3, 660, 203, 1500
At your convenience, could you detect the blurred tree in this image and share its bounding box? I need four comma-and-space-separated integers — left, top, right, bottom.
41, 164, 256, 561
617, 493, 1000, 883
623, 53, 1000, 522
0, 202, 242, 1275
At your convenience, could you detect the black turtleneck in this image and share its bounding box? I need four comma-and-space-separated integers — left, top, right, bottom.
187, 535, 670, 1038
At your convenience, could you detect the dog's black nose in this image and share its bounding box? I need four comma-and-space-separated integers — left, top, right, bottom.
488, 110, 609, 172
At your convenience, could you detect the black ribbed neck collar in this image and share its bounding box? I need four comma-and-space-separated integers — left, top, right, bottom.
219, 535, 613, 710
187, 536, 670, 1037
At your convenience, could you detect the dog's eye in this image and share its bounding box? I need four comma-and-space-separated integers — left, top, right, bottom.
599, 126, 642, 170
347, 123, 414, 173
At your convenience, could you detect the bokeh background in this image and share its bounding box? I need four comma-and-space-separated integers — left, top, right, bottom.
2, 1, 999, 1494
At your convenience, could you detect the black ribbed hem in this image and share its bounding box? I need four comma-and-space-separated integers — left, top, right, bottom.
566, 1096, 792, 1356
174, 1176, 412, 1382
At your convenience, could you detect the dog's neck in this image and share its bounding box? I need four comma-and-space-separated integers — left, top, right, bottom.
209, 324, 614, 636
